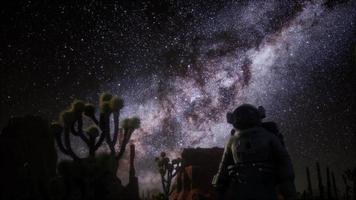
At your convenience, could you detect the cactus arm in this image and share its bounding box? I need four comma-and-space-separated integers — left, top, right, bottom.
63, 126, 79, 160
70, 118, 90, 145
171, 167, 179, 177
77, 116, 83, 134
93, 134, 105, 151
116, 128, 132, 160
88, 136, 96, 157
168, 176, 174, 195
112, 112, 120, 146
116, 139, 128, 160
84, 103, 99, 125
166, 170, 172, 196
54, 130, 70, 155
101, 113, 115, 156
94, 113, 108, 151
161, 173, 167, 196
88, 114, 99, 125
171, 161, 181, 177
105, 129, 116, 157
70, 123, 80, 136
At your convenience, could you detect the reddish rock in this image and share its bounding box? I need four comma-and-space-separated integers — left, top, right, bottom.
171, 147, 224, 200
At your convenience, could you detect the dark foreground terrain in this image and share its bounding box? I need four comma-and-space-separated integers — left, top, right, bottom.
0, 115, 355, 200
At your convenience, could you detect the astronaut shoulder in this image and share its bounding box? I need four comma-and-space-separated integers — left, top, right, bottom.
264, 129, 283, 145
227, 134, 240, 146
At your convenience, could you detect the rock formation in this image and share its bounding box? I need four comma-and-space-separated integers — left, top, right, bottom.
171, 147, 224, 200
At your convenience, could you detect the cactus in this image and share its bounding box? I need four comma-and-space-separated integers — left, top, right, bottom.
326, 167, 331, 200
155, 152, 182, 200
86, 125, 100, 157
316, 162, 325, 200
306, 166, 313, 198
50, 93, 140, 163
116, 117, 140, 160
129, 144, 136, 178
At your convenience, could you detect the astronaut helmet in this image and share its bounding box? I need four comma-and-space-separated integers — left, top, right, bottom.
227, 104, 263, 130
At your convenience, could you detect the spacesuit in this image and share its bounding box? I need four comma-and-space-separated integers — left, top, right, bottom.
212, 104, 296, 200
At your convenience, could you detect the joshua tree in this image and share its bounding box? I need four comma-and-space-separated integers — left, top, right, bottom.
50, 92, 140, 164
155, 152, 182, 200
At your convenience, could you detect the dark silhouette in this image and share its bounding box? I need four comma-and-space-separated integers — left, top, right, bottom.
49, 92, 141, 200
317, 162, 325, 200
212, 104, 296, 200
306, 166, 313, 198
301, 163, 354, 200
332, 171, 339, 200
53, 154, 125, 200
1, 99, 354, 200
51, 145, 141, 200
126, 144, 141, 200
155, 152, 182, 200
327, 167, 332, 200
343, 173, 351, 200
0, 109, 142, 200
0, 115, 57, 200
344, 168, 356, 200
170, 147, 224, 200
51, 92, 139, 163
230, 106, 285, 146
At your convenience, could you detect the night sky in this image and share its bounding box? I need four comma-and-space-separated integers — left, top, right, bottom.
1, 0, 355, 192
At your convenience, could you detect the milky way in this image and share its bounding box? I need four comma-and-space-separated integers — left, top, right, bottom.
1, 0, 355, 192
96, 0, 356, 189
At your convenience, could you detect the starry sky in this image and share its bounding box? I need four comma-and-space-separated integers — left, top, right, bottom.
1, 0, 355, 192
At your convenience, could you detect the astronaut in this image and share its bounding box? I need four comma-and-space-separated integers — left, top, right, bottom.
212, 104, 296, 200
